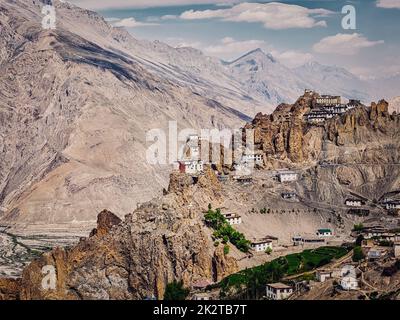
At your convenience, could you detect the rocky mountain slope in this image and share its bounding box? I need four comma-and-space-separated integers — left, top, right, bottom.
0, 0, 253, 231
247, 92, 400, 206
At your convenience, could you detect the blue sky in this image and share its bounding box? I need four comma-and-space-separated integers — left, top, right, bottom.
70, 0, 400, 77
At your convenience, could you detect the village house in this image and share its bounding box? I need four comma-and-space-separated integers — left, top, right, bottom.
385, 200, 400, 210
266, 283, 293, 300
278, 171, 298, 183
234, 176, 253, 184
367, 248, 385, 261
316, 270, 333, 283
241, 151, 263, 165
281, 192, 299, 201
345, 199, 365, 207
292, 235, 325, 246
251, 237, 275, 252
316, 229, 333, 237
361, 226, 387, 239
222, 213, 242, 225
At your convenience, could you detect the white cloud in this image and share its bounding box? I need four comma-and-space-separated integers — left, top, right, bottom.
180, 2, 333, 30
113, 17, 159, 28
202, 37, 269, 60
313, 33, 384, 55
376, 0, 400, 9
161, 15, 179, 20
272, 50, 314, 68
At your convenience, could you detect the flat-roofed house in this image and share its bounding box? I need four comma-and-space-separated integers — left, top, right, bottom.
316, 229, 333, 237
292, 235, 325, 246
278, 171, 298, 183
385, 201, 400, 210
251, 237, 274, 252
242, 151, 263, 165
316, 270, 333, 283
281, 192, 299, 201
345, 199, 364, 207
266, 283, 293, 300
222, 213, 242, 225
367, 248, 384, 261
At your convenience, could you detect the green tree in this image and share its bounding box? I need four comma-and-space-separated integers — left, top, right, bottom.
164, 281, 190, 300
353, 223, 364, 232
352, 246, 365, 262
224, 245, 230, 255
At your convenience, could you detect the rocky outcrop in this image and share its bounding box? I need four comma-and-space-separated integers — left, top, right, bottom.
89, 210, 122, 238
3, 168, 238, 300
248, 95, 399, 167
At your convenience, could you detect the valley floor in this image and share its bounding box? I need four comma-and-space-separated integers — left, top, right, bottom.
0, 226, 81, 278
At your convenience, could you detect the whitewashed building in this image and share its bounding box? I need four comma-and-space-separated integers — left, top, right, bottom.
241, 152, 263, 165
385, 201, 400, 210
223, 213, 242, 225
251, 238, 273, 252
316, 229, 333, 237
278, 171, 298, 183
316, 270, 333, 283
345, 199, 363, 207
266, 283, 293, 300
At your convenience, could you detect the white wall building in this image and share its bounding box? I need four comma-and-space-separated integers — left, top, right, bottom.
316, 270, 333, 283
223, 213, 242, 225
345, 199, 363, 207
278, 172, 298, 183
266, 283, 293, 300
316, 229, 333, 237
251, 239, 273, 252
242, 152, 263, 164
385, 201, 400, 210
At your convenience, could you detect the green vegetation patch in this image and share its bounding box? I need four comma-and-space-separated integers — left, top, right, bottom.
205, 206, 251, 253
219, 246, 349, 299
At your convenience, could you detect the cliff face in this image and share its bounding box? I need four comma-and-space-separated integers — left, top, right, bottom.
249, 94, 398, 166
9, 169, 237, 300
248, 95, 400, 204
